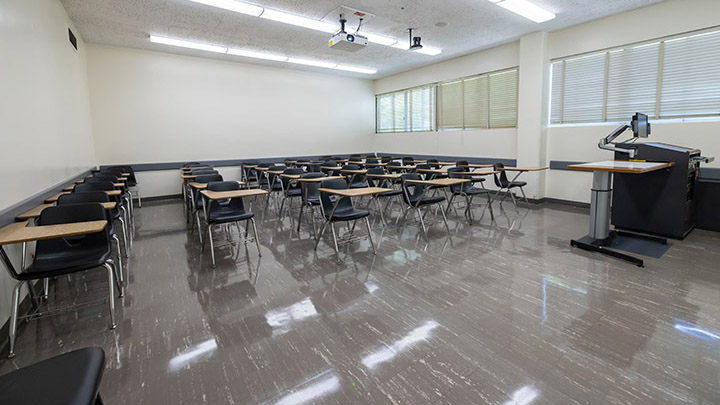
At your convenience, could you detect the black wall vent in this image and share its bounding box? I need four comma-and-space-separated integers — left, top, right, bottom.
68, 28, 78, 51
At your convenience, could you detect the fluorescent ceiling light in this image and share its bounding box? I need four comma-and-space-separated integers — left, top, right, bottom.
335, 65, 377, 74
150, 35, 377, 75
363, 33, 398, 46
187, 0, 263, 16
149, 35, 227, 53
287, 57, 337, 69
490, 0, 556, 23
227, 48, 288, 61
260, 9, 337, 33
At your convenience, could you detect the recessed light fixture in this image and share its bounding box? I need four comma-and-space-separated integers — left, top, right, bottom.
149, 35, 227, 53
187, 0, 263, 17
182, 0, 440, 55
150, 34, 377, 75
488, 0, 556, 23
227, 48, 288, 62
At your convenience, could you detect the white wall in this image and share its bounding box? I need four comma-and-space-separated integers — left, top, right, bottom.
545, 0, 720, 203
374, 42, 520, 160
0, 1, 96, 211
86, 44, 376, 197
0, 0, 96, 333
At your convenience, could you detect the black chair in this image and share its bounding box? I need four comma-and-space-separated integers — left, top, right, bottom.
448, 168, 494, 223
399, 173, 450, 239
387, 161, 403, 174
321, 163, 341, 177
380, 156, 393, 164
402, 157, 415, 166
58, 191, 126, 277
75, 181, 131, 254
279, 168, 304, 217
202, 181, 261, 266
416, 164, 433, 180
0, 347, 106, 403
454, 160, 486, 186
105, 165, 140, 207
191, 174, 223, 243
342, 164, 368, 189
493, 162, 528, 209
190, 169, 218, 175
297, 173, 325, 237
241, 161, 260, 188
5, 204, 118, 358
314, 178, 376, 259
307, 161, 322, 173
255, 163, 273, 188
427, 159, 447, 179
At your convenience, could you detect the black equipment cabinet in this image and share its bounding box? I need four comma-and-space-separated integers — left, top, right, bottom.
612, 142, 704, 239
696, 178, 720, 232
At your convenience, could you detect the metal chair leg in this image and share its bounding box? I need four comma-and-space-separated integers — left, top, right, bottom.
195, 210, 203, 245
365, 217, 376, 254
107, 259, 124, 297
330, 223, 340, 261
417, 208, 429, 240
440, 202, 451, 234
8, 281, 24, 358
112, 234, 124, 281
297, 204, 304, 232
251, 218, 262, 256
509, 190, 518, 211
208, 224, 216, 266
118, 217, 130, 258
520, 187, 529, 206
104, 263, 117, 329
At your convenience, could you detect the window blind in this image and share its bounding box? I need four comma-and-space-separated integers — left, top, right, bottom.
438, 67, 518, 130
550, 28, 720, 124
375, 85, 434, 133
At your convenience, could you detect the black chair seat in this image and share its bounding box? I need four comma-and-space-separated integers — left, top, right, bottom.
327, 207, 369, 221
307, 196, 321, 205
286, 188, 302, 196
505, 181, 527, 188
209, 208, 254, 223
469, 177, 486, 182
0, 347, 105, 405
22, 248, 111, 280
349, 183, 368, 189
409, 195, 446, 206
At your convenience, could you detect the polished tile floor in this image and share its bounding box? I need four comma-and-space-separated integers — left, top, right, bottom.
2, 197, 720, 404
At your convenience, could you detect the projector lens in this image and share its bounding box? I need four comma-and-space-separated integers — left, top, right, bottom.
346, 34, 355, 42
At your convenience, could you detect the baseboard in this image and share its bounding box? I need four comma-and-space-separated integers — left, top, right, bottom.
542, 197, 590, 209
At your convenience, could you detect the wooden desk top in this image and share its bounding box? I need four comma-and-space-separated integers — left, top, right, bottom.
182, 175, 196, 179
318, 187, 394, 197
256, 167, 271, 171
459, 163, 494, 169
451, 170, 500, 176
0, 220, 108, 246
117, 177, 128, 181
320, 166, 340, 170
416, 168, 447, 174
406, 178, 470, 187
437, 162, 456, 166
16, 202, 116, 221
366, 173, 401, 179
297, 176, 344, 183
388, 165, 417, 170
44, 192, 71, 203
122, 172, 130, 176
242, 164, 258, 169
341, 169, 367, 174
189, 181, 244, 189
267, 170, 285, 175
567, 161, 672, 174
364, 162, 387, 166
201, 189, 268, 200
503, 166, 549, 172
306, 162, 324, 166
280, 174, 301, 179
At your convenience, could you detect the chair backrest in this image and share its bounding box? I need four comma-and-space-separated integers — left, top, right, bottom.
387, 161, 403, 173
493, 163, 508, 187
267, 165, 286, 189
299, 173, 325, 203
400, 173, 424, 205
58, 191, 110, 205
342, 164, 359, 171
427, 159, 440, 169
75, 181, 115, 192
281, 168, 304, 193
456, 160, 469, 168
321, 163, 340, 176
191, 169, 218, 175
308, 161, 322, 172
448, 168, 467, 194
366, 168, 388, 188
34, 204, 110, 269
381, 156, 393, 163
415, 164, 431, 180
319, 178, 351, 217
366, 157, 379, 164
350, 154, 361, 159
207, 181, 246, 213
402, 157, 415, 166
184, 162, 202, 167
86, 176, 118, 184
193, 174, 223, 202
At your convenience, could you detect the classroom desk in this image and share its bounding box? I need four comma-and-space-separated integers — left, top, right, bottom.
45, 190, 120, 204
267, 170, 285, 175
406, 178, 470, 187
200, 189, 269, 200
320, 166, 341, 171
366, 173, 401, 180
0, 220, 108, 247
437, 162, 456, 167
458, 163, 494, 169
64, 183, 124, 192
189, 180, 244, 190
121, 173, 130, 177
364, 162, 387, 167
296, 175, 345, 183
567, 160, 673, 267
315, 187, 393, 255
388, 165, 417, 172
16, 202, 117, 221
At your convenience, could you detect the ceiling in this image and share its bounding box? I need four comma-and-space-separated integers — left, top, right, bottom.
60, 0, 666, 78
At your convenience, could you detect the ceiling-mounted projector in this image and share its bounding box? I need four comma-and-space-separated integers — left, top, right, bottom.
329, 14, 368, 52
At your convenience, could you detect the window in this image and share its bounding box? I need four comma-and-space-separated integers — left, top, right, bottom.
438, 68, 518, 130
550, 28, 720, 124
376, 86, 434, 133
